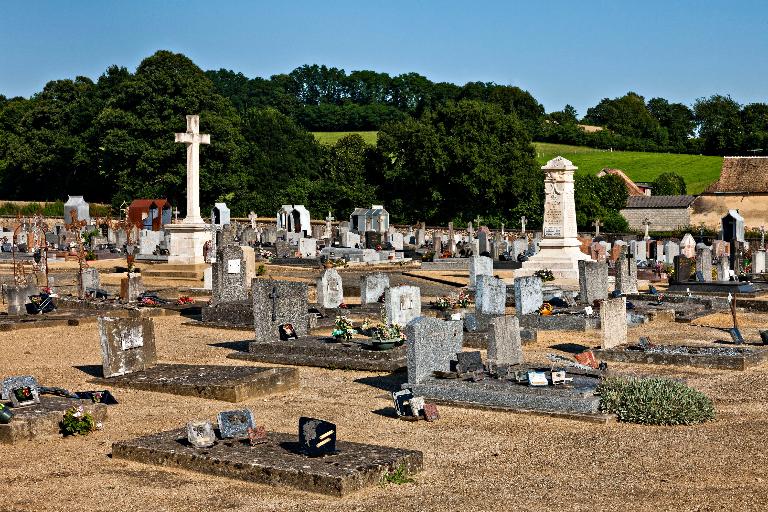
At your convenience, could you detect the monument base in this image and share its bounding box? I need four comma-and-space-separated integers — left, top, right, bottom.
165, 222, 209, 265
518, 243, 592, 280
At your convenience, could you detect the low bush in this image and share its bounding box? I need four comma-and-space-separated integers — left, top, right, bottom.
598, 376, 715, 425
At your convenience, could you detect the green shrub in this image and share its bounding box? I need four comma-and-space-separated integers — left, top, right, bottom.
60, 406, 96, 436
21, 202, 43, 215
0, 202, 21, 216
42, 200, 64, 217
598, 376, 715, 425
381, 463, 415, 486
256, 264, 266, 276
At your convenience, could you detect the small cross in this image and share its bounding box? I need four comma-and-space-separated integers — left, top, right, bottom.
642, 218, 651, 240
592, 218, 603, 237
325, 211, 334, 223
172, 208, 180, 223
520, 216, 527, 234
474, 215, 481, 226
268, 286, 280, 322
248, 211, 257, 229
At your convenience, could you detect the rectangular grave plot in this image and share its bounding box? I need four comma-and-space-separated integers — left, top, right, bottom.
112, 429, 423, 496
593, 346, 768, 371
92, 364, 299, 402
228, 337, 407, 372
0, 397, 107, 444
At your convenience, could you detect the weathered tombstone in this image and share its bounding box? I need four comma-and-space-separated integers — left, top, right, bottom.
475, 275, 506, 316
600, 297, 627, 349
4, 281, 38, 316
512, 239, 528, 259
316, 268, 344, 308
385, 286, 421, 327
674, 255, 696, 283
716, 256, 731, 281
696, 247, 713, 282
514, 276, 543, 316
298, 238, 317, 258
360, 272, 389, 305
211, 244, 255, 306
664, 241, 680, 265
469, 255, 493, 288
340, 231, 361, 248
82, 268, 100, 291
615, 250, 638, 294
680, 233, 696, 259
120, 274, 144, 302
405, 317, 463, 384
578, 260, 608, 304
274, 240, 293, 258
754, 250, 766, 274
2, 376, 41, 407
632, 239, 647, 262
389, 232, 404, 251
477, 231, 489, 255
365, 231, 383, 250
98, 317, 157, 378
487, 316, 523, 366
253, 280, 309, 342
415, 229, 425, 247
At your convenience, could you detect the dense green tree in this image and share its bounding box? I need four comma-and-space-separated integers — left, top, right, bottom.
647, 97, 695, 151
374, 100, 540, 225
694, 95, 744, 155
740, 103, 768, 154
583, 92, 666, 144
574, 173, 629, 231
652, 172, 687, 195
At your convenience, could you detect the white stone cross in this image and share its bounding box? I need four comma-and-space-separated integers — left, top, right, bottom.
520, 216, 527, 234
248, 211, 257, 230
174, 115, 210, 224
592, 218, 603, 237
172, 207, 180, 223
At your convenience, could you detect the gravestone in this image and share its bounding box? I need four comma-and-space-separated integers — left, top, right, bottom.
415, 229, 425, 247
120, 274, 144, 302
590, 242, 607, 263
475, 275, 506, 316
253, 280, 309, 342
211, 244, 255, 306
664, 242, 680, 265
477, 232, 489, 254
680, 233, 696, 258
203, 267, 212, 290
275, 240, 293, 258
139, 229, 163, 255
674, 255, 696, 283
360, 273, 389, 305
469, 255, 493, 288
82, 268, 100, 291
340, 231, 361, 248
385, 286, 421, 327
389, 232, 404, 251
316, 268, 344, 308
578, 260, 608, 304
696, 247, 713, 282
754, 250, 766, 274
716, 256, 731, 282
405, 317, 463, 384
514, 276, 543, 316
98, 317, 157, 378
512, 239, 528, 259
4, 281, 38, 316
298, 238, 317, 258
487, 316, 523, 366
600, 297, 627, 349
365, 232, 383, 250
631, 239, 647, 262
615, 250, 638, 294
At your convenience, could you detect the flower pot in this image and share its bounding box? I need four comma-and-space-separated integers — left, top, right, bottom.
0, 404, 14, 424
367, 338, 400, 351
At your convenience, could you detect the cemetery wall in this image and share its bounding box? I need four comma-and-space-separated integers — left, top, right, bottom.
620, 207, 692, 232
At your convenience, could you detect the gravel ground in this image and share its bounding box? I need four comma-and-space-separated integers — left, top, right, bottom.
2, 310, 768, 512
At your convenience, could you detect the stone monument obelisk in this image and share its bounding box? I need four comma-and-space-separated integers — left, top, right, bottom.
520, 156, 590, 279
165, 115, 211, 265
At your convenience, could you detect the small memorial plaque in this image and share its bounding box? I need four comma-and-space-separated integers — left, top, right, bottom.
227, 259, 241, 274
298, 417, 337, 457
247, 425, 268, 446
392, 389, 415, 417
528, 371, 548, 386
456, 351, 483, 374
279, 323, 298, 340
423, 403, 440, 422
218, 409, 256, 439
2, 375, 40, 406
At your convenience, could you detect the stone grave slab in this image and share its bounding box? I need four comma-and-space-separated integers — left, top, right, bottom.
594, 344, 768, 371
113, 427, 423, 497
0, 396, 107, 444
229, 336, 406, 372
90, 364, 298, 402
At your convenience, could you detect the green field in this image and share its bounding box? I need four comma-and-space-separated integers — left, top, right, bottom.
310, 134, 723, 194
312, 131, 378, 146
533, 142, 723, 194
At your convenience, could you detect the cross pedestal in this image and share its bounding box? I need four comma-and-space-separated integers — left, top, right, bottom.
166, 115, 212, 265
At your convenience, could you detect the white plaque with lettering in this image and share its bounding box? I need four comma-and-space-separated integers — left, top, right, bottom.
227, 259, 241, 274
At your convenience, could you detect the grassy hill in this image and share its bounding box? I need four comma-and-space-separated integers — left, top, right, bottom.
533, 142, 723, 194
311, 134, 723, 195
312, 131, 378, 146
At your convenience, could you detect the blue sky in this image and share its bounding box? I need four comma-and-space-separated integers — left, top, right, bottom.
1, 0, 766, 116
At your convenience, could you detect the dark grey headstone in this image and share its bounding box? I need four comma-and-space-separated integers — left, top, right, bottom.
578, 260, 608, 304
253, 280, 309, 342
514, 276, 543, 316
406, 317, 463, 384
487, 316, 523, 366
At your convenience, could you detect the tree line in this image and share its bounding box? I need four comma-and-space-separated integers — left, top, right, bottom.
0, 50, 751, 230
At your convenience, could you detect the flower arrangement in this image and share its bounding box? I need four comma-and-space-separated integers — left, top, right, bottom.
140, 296, 159, 306
534, 269, 555, 282
176, 296, 194, 305
371, 323, 405, 342
432, 291, 471, 311
61, 405, 98, 436
332, 316, 356, 341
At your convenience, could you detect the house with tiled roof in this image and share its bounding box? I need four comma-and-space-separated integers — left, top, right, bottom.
691, 157, 768, 229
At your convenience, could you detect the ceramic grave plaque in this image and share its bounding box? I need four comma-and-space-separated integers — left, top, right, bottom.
299, 417, 337, 457
2, 376, 40, 407
187, 420, 216, 448
217, 409, 256, 439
